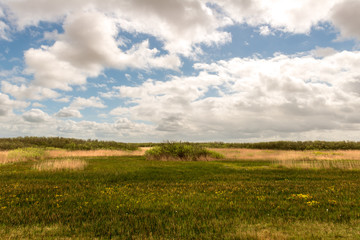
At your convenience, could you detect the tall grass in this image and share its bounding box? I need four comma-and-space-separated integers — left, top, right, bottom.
274, 159, 360, 170
145, 142, 224, 161
1, 148, 47, 164
34, 159, 88, 171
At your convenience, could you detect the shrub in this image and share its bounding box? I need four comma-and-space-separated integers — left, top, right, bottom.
145, 142, 224, 161
6, 147, 47, 163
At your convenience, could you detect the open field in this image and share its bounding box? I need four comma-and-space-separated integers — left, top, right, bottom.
1, 148, 360, 239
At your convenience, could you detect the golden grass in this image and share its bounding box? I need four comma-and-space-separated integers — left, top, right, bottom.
229, 220, 360, 240
210, 148, 360, 169
0, 151, 9, 164
33, 159, 87, 171
210, 148, 360, 161
47, 147, 150, 158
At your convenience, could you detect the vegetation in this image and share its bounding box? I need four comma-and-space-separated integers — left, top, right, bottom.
2, 137, 360, 151
145, 142, 224, 161
197, 140, 360, 150
0, 137, 138, 151
33, 159, 88, 171
5, 147, 48, 164
1, 153, 360, 239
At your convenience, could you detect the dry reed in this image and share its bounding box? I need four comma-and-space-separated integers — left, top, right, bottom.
47, 148, 150, 158
0, 151, 9, 164
210, 148, 360, 161
34, 159, 88, 171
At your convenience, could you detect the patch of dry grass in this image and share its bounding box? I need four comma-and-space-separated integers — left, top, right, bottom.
229, 220, 360, 240
47, 147, 150, 158
210, 148, 360, 161
33, 159, 87, 171
0, 151, 8, 164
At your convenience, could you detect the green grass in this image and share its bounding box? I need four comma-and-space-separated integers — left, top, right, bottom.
1, 156, 360, 239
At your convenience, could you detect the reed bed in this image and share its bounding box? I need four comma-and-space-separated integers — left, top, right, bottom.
33, 159, 88, 171
47, 148, 150, 158
0, 151, 8, 164
210, 148, 360, 161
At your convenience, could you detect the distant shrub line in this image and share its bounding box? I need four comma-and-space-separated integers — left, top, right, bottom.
195, 141, 360, 151
0, 137, 138, 151
1, 137, 360, 151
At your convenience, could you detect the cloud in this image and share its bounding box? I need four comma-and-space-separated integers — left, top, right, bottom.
107, 50, 360, 140
1, 81, 60, 100
69, 96, 106, 110
212, 0, 339, 34
0, 20, 10, 41
0, 92, 28, 116
55, 96, 106, 119
258, 25, 274, 36
55, 108, 82, 118
312, 47, 338, 58
3, 0, 231, 56
20, 10, 182, 94
22, 109, 49, 122
331, 0, 360, 40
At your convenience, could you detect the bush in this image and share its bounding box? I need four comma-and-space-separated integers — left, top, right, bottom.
145, 142, 224, 161
7, 147, 47, 163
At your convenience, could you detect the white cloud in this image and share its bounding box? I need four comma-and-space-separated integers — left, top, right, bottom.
55, 96, 106, 119
0, 92, 28, 116
212, 0, 340, 34
22, 109, 49, 123
69, 96, 106, 110
106, 50, 360, 140
20, 10, 182, 94
1, 81, 60, 100
258, 25, 274, 36
55, 107, 82, 118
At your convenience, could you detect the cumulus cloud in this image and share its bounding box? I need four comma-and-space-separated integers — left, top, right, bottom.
21, 10, 182, 94
55, 96, 106, 119
55, 108, 82, 118
1, 81, 60, 100
107, 50, 360, 140
331, 0, 360, 40
22, 109, 49, 123
212, 0, 339, 34
0, 92, 28, 116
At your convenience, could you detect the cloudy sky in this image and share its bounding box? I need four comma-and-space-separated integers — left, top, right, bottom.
0, 0, 360, 142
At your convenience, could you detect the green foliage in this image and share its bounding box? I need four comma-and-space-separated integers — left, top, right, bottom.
145, 142, 224, 161
7, 147, 47, 162
0, 156, 360, 239
0, 137, 138, 151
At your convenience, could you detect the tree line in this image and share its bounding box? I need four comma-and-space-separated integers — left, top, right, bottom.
1, 137, 360, 151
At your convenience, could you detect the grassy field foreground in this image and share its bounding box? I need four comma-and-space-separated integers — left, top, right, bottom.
0, 148, 360, 239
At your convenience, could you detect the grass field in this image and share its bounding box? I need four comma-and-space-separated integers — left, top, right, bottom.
1, 148, 360, 239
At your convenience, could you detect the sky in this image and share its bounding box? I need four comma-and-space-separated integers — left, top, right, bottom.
0, 0, 360, 142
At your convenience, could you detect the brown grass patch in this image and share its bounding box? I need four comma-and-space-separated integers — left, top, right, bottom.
210, 148, 360, 161
0, 151, 9, 164
47, 147, 150, 158
33, 159, 87, 171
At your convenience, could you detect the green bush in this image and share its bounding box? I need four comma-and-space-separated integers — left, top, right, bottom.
7, 147, 47, 162
145, 142, 224, 161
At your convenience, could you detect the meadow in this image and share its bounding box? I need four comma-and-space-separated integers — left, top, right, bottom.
0, 146, 360, 239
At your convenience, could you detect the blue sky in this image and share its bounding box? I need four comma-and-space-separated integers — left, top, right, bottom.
1, 0, 360, 142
